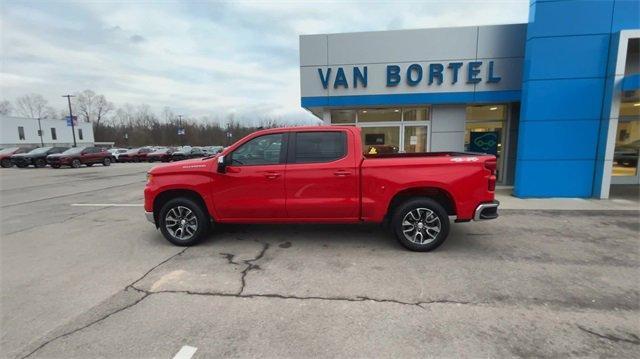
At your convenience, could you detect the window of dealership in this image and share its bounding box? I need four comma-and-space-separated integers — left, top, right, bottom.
327, 104, 510, 181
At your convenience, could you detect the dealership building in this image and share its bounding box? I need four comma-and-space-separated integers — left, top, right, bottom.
299, 0, 639, 198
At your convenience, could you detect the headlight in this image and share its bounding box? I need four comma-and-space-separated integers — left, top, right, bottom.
146, 173, 153, 183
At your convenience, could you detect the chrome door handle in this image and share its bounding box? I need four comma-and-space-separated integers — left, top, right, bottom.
264, 172, 280, 179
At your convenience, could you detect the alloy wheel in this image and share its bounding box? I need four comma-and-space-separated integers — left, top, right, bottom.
165, 206, 198, 241
401, 208, 441, 245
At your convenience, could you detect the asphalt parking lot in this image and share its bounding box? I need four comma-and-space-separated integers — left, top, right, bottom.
1, 163, 639, 358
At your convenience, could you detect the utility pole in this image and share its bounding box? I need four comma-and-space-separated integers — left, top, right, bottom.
37, 117, 44, 146
178, 115, 184, 146
62, 95, 77, 147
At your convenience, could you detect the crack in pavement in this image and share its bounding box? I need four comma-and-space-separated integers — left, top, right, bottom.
577, 325, 640, 345
128, 285, 475, 310
20, 287, 150, 359
238, 241, 269, 295
20, 247, 189, 359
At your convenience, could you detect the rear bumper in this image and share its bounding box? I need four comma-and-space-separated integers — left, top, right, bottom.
474, 200, 499, 221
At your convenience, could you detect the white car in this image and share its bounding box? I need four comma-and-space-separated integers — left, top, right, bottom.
107, 148, 128, 162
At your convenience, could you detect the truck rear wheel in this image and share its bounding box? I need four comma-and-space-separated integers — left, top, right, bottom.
158, 197, 209, 246
391, 198, 450, 252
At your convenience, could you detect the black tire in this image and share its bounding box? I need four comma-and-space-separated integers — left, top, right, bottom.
34, 158, 46, 168
391, 198, 450, 252
158, 197, 210, 246
86, 163, 93, 167
1, 159, 11, 168
16, 163, 28, 168
71, 159, 81, 168
133, 156, 139, 162
51, 164, 61, 169
103, 157, 111, 166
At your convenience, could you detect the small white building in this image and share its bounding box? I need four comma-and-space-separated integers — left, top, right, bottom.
0, 115, 94, 148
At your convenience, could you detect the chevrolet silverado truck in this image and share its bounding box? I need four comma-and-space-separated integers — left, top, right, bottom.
144, 126, 499, 251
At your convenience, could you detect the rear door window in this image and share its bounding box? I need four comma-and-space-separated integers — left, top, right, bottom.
293, 132, 346, 164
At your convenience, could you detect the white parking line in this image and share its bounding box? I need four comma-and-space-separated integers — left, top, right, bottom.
173, 345, 198, 359
70, 203, 143, 207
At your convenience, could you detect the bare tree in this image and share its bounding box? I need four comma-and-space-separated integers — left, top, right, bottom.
75, 90, 114, 126
15, 93, 50, 118
0, 100, 12, 115
42, 106, 58, 120
161, 106, 175, 123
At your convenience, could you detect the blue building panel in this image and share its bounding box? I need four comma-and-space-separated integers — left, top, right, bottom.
520, 78, 604, 121
513, 160, 596, 197
517, 120, 600, 160
300, 91, 521, 108
525, 35, 610, 80
527, 0, 615, 39
515, 0, 638, 198
611, 0, 640, 32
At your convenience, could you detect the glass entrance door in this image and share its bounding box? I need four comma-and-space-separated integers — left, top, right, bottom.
612, 98, 640, 185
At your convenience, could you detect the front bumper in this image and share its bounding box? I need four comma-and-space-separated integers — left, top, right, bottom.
145, 211, 155, 225
474, 200, 500, 221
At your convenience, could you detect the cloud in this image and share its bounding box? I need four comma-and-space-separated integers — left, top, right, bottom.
0, 1, 529, 124
129, 34, 146, 43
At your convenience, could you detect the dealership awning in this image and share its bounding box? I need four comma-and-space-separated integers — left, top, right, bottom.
621, 73, 640, 91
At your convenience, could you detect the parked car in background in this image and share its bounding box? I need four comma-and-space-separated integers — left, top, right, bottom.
170, 146, 205, 162
118, 147, 153, 162
10, 147, 69, 168
47, 147, 111, 168
147, 147, 176, 162
614, 139, 640, 167
144, 126, 499, 251
0, 147, 31, 168
203, 146, 224, 155
108, 148, 129, 163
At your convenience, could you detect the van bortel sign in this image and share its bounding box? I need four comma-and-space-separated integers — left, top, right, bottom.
318, 61, 501, 89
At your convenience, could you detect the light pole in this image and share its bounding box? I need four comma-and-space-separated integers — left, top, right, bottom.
177, 115, 184, 146
62, 95, 77, 147
37, 117, 44, 146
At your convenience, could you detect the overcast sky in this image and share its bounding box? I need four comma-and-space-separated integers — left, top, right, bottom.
1, 0, 529, 124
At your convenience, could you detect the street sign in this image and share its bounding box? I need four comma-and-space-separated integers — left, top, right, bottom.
178, 128, 186, 135
65, 116, 78, 126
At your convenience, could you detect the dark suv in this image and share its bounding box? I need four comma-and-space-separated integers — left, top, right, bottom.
47, 147, 112, 168
11, 147, 69, 168
171, 147, 205, 161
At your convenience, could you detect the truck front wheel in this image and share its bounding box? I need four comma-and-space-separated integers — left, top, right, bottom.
391, 198, 450, 252
158, 197, 209, 246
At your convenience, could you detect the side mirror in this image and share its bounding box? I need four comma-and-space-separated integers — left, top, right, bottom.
217, 155, 226, 173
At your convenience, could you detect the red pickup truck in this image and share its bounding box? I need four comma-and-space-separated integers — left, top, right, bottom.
144, 126, 498, 251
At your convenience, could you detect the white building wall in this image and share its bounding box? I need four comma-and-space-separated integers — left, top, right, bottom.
0, 116, 95, 147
